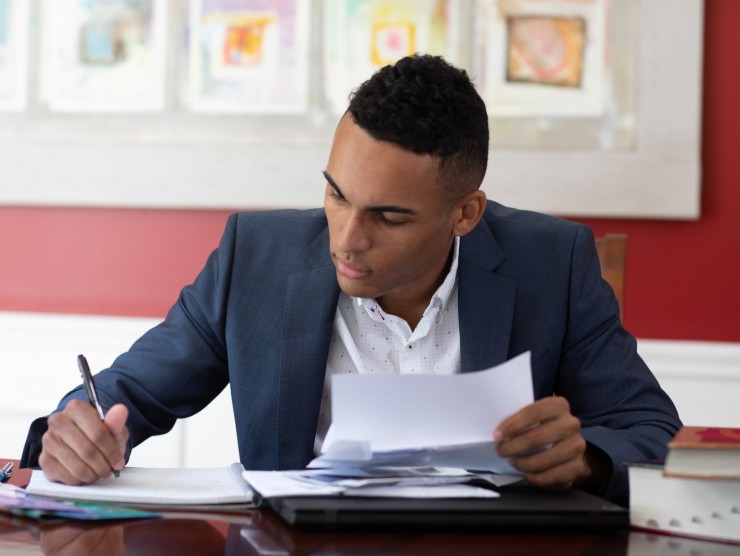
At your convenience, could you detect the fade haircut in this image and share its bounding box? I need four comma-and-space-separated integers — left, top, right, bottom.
348, 54, 489, 200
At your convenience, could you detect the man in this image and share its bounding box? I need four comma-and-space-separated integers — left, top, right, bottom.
22, 55, 680, 502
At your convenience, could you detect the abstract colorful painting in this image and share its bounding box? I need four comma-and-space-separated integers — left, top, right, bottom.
324, 0, 461, 115
40, 0, 167, 112
506, 16, 585, 88
186, 0, 309, 113
474, 0, 607, 117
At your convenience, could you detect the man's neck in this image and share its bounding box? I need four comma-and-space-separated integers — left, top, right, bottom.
376, 243, 456, 330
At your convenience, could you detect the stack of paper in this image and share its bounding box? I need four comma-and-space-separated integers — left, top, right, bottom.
242, 467, 522, 500
316, 351, 534, 474
242, 352, 535, 501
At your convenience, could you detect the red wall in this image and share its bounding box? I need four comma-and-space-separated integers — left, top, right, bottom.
1, 1, 738, 342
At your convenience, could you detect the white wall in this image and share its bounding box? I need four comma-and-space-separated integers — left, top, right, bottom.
1, 311, 738, 467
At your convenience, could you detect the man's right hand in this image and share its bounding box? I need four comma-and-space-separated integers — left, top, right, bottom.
39, 400, 129, 485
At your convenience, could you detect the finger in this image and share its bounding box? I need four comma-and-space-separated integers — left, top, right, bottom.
41, 411, 103, 484
509, 433, 587, 476
507, 432, 589, 490
45, 401, 120, 482
495, 397, 571, 441
520, 449, 590, 490
497, 412, 581, 458
69, 402, 125, 475
39, 433, 97, 485
104, 404, 129, 470
104, 404, 128, 435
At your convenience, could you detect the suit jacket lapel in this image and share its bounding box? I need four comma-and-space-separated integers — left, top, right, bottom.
277, 227, 340, 469
458, 220, 516, 373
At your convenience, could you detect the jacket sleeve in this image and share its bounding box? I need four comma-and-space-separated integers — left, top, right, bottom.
21, 214, 240, 468
557, 225, 681, 502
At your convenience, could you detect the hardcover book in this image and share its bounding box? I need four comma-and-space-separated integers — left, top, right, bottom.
664, 426, 740, 480
628, 463, 740, 545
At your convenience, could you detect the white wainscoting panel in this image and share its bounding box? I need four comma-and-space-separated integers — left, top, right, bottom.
1, 311, 738, 468
637, 339, 740, 427
0, 311, 238, 468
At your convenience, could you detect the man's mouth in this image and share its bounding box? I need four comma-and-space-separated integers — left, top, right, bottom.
335, 258, 370, 279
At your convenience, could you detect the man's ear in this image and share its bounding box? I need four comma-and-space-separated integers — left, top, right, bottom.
452, 190, 487, 237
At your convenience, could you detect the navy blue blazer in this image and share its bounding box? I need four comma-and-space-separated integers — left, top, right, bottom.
22, 202, 680, 501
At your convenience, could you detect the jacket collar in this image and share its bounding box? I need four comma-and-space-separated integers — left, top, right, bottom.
458, 218, 516, 373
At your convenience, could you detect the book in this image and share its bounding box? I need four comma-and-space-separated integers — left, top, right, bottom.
628, 463, 740, 545
25, 463, 255, 508
664, 426, 740, 480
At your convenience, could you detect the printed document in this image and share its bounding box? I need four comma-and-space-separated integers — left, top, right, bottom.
314, 351, 534, 474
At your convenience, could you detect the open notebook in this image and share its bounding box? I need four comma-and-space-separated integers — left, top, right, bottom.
25, 464, 254, 508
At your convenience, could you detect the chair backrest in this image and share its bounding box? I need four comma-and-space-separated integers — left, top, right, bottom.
594, 234, 627, 321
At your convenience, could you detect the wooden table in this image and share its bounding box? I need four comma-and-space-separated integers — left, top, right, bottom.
3, 459, 738, 555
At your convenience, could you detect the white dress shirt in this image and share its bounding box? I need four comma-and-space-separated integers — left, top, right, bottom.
314, 237, 462, 452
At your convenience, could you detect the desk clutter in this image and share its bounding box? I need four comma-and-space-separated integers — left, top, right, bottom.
0, 482, 159, 522
628, 426, 740, 545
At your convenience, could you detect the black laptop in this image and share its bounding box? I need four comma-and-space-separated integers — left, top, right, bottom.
265, 484, 628, 530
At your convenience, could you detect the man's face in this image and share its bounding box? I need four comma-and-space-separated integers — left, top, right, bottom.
324, 115, 460, 308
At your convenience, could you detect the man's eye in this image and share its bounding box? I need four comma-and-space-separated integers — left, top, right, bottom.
377, 213, 408, 227
328, 190, 348, 204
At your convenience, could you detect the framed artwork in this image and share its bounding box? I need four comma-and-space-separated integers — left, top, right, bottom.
505, 16, 587, 88
39, 0, 168, 112
186, 0, 310, 113
476, 0, 609, 119
0, 0, 29, 111
0, 0, 703, 220
323, 0, 461, 114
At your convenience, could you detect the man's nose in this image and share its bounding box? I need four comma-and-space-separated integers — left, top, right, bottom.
337, 210, 372, 253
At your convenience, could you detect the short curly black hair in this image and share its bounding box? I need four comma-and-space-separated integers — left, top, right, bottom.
348, 54, 489, 199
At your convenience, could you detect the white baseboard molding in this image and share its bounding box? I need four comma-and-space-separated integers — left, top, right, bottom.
1, 311, 738, 464
638, 338, 740, 382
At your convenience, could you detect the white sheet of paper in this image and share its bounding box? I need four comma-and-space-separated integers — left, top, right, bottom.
322, 352, 534, 469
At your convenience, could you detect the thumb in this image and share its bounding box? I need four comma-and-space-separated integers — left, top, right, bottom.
104, 403, 129, 436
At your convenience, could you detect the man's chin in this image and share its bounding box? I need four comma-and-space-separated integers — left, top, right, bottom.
336, 274, 379, 300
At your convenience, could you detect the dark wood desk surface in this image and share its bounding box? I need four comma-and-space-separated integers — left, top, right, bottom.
3, 459, 738, 555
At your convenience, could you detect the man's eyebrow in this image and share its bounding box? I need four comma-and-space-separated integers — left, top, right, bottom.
322, 171, 346, 199
322, 170, 417, 215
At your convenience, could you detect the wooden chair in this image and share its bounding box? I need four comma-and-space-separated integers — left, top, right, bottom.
594, 234, 627, 322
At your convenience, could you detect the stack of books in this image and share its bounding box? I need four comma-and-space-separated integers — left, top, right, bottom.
628, 426, 740, 545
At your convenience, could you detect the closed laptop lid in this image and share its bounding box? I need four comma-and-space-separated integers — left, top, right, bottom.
266, 484, 628, 530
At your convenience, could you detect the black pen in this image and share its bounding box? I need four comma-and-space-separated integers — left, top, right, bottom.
77, 354, 120, 478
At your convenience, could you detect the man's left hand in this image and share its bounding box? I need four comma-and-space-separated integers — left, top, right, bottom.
494, 396, 608, 490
